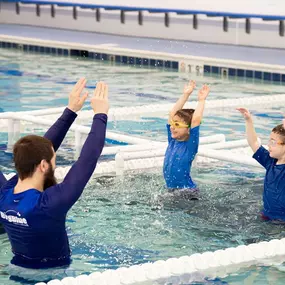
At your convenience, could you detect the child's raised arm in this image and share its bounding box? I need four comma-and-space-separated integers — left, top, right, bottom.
237, 108, 260, 153
168, 80, 196, 123
191, 85, 210, 128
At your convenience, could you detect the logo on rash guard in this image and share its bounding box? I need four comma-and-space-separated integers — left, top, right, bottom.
0, 211, 29, 226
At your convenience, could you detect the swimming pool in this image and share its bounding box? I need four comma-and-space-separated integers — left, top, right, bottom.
0, 48, 285, 284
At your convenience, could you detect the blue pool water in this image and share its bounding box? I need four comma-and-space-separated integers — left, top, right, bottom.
0, 49, 285, 284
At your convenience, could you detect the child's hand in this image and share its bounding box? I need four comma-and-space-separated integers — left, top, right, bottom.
236, 107, 252, 120
283, 119, 285, 129
197, 85, 210, 101
183, 80, 196, 96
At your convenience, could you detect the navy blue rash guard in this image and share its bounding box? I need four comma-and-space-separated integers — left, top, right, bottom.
0, 172, 5, 234
253, 146, 285, 221
0, 172, 6, 188
0, 108, 107, 269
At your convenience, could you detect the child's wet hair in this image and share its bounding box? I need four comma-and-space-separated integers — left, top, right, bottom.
174, 109, 195, 126
272, 124, 285, 142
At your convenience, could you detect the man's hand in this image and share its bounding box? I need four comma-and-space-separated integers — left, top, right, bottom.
91, 82, 109, 115
68, 78, 88, 113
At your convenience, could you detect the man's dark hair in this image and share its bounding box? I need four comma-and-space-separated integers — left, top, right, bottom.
13, 135, 53, 180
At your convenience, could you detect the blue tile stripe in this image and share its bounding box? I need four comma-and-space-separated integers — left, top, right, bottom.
203, 65, 285, 82
0, 41, 70, 57
0, 41, 179, 71
1, 41, 285, 81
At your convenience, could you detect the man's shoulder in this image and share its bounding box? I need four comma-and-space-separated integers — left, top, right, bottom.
0, 186, 12, 196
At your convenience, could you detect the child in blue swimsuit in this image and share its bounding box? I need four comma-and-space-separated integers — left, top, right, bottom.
238, 108, 285, 221
163, 80, 210, 199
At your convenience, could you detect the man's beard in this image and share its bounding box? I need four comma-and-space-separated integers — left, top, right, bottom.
43, 162, 57, 190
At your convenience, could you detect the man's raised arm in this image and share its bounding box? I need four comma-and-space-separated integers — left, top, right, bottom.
44, 78, 88, 151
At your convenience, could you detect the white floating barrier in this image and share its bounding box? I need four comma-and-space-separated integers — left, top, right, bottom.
1, 93, 285, 129
63, 93, 285, 120
102, 134, 225, 156
115, 138, 248, 162
200, 138, 248, 150
197, 148, 262, 168
3, 144, 258, 181
2, 113, 152, 150
113, 140, 257, 175
47, 280, 62, 285
61, 277, 77, 285
34, 238, 285, 285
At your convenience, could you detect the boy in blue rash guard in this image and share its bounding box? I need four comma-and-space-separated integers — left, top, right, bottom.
237, 108, 285, 221
163, 80, 210, 199
0, 80, 109, 270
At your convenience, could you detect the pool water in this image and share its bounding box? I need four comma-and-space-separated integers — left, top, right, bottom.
0, 49, 285, 284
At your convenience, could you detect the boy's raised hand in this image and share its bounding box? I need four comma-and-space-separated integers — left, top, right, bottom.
183, 80, 196, 96
68, 78, 88, 112
236, 107, 252, 120
91, 82, 109, 115
197, 85, 210, 101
